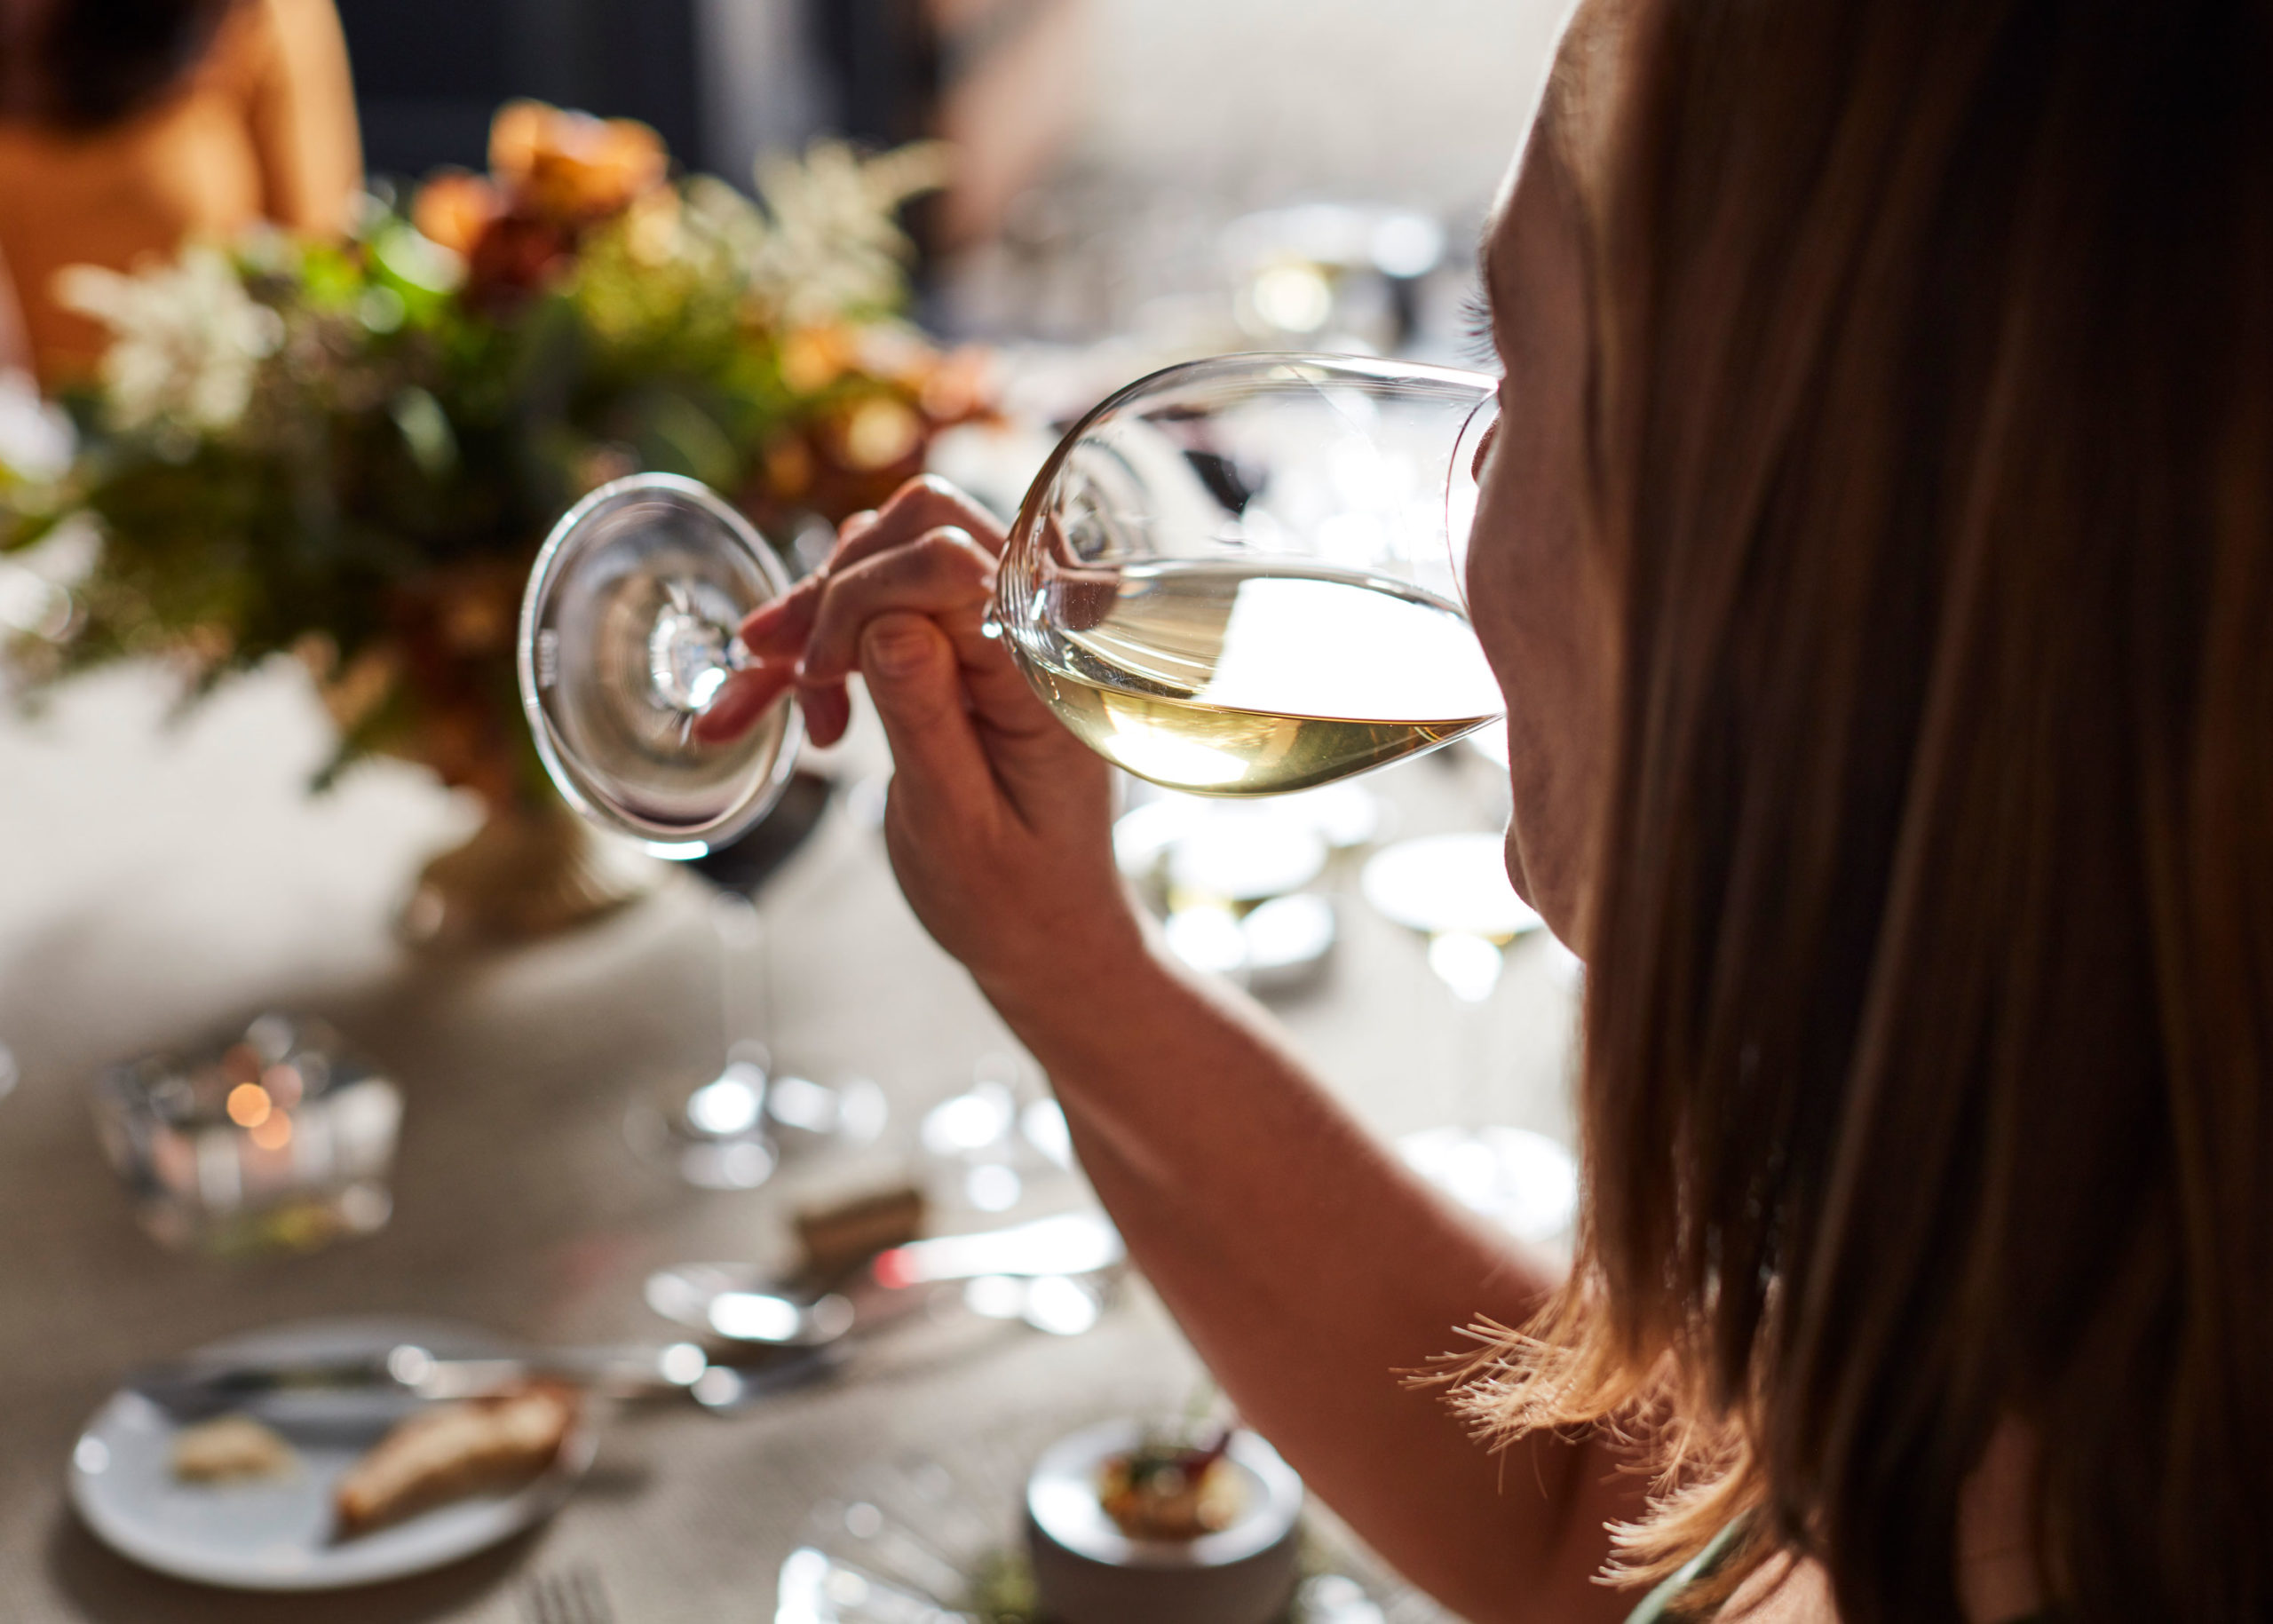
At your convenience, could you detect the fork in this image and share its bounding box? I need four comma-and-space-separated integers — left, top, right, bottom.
519, 1565, 617, 1624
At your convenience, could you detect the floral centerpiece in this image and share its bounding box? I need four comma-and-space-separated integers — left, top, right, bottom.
0, 104, 987, 942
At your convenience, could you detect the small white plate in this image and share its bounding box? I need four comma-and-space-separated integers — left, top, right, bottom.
68, 1317, 597, 1591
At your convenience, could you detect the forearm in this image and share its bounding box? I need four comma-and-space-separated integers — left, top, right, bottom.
978, 929, 1640, 1624
773, 476, 1645, 1618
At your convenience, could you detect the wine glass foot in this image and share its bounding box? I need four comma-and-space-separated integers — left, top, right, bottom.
1396, 1124, 1578, 1244
626, 1051, 889, 1192
518, 473, 803, 854
765, 1071, 890, 1153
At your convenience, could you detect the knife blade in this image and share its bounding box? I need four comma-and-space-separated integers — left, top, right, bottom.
125, 1341, 714, 1421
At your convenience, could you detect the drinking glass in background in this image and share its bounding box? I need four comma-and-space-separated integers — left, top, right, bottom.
1360, 834, 1578, 1244
919, 1051, 1078, 1221
627, 890, 889, 1191
91, 1015, 401, 1256
1221, 203, 1448, 353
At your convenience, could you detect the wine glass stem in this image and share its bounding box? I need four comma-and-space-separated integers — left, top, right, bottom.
711, 891, 771, 1058
1426, 931, 1503, 1129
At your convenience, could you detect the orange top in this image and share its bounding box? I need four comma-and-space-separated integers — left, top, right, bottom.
0, 0, 362, 388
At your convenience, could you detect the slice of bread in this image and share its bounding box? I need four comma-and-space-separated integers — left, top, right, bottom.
171, 1414, 297, 1483
333, 1383, 577, 1537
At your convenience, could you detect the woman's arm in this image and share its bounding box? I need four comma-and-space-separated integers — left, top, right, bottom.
989, 926, 1644, 1624
726, 477, 1646, 1624
0, 236, 28, 377
243, 0, 363, 235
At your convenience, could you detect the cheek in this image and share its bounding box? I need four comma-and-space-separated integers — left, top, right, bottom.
1461, 434, 1533, 708
1462, 460, 1546, 904
1461, 407, 1605, 936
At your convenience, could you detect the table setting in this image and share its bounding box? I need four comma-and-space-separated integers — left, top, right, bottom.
0, 554, 1580, 1619
0, 687, 1557, 1620
0, 91, 1582, 1624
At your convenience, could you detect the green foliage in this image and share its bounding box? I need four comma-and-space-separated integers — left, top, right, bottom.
1, 138, 971, 795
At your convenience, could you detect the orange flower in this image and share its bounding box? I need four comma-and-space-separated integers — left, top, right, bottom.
779, 324, 857, 394
918, 345, 995, 426
836, 395, 923, 472
462, 213, 574, 311
411, 170, 503, 258
489, 100, 667, 226
763, 434, 815, 500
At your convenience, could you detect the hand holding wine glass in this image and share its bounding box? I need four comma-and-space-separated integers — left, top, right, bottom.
516, 355, 1507, 1001
727, 476, 1142, 1002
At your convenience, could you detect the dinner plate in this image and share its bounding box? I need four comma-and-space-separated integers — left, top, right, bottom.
68, 1316, 597, 1591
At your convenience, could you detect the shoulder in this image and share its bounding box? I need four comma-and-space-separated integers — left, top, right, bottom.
1723, 1560, 1836, 1624
210, 0, 350, 89
1623, 1542, 1838, 1624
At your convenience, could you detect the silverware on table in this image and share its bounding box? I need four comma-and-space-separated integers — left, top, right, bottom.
520, 1565, 617, 1624
645, 1208, 1125, 1344
127, 1214, 1126, 1425
125, 1338, 822, 1420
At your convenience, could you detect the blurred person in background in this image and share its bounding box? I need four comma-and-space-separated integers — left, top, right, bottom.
0, 0, 360, 390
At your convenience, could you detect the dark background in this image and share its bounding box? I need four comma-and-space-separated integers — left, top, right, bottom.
336, 0, 939, 181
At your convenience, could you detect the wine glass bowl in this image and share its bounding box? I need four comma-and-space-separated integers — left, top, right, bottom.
993, 354, 1505, 796
518, 473, 802, 856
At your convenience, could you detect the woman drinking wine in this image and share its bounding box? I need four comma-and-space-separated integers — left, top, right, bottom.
697, 3, 2273, 1618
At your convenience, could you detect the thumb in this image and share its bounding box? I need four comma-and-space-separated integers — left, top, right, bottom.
859, 612, 990, 809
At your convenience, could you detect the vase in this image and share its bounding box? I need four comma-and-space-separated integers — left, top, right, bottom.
397, 796, 666, 950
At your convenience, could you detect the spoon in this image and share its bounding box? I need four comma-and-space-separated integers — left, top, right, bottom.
645, 1210, 1124, 1343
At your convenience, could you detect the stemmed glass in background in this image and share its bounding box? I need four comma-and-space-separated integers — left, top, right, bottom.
627, 888, 887, 1191
1360, 834, 1577, 1243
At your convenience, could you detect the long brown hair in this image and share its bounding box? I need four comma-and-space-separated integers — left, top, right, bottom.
1460, 3, 2273, 1619
2, 0, 233, 128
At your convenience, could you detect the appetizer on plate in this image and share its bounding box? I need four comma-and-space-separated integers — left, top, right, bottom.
1097, 1430, 1240, 1541
1026, 1420, 1304, 1624
170, 1415, 298, 1484
334, 1383, 579, 1537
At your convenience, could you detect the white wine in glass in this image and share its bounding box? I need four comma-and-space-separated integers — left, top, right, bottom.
994, 353, 1504, 796
1020, 559, 1503, 796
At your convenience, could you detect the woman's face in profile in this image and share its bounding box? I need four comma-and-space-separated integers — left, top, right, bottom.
1462, 22, 1617, 952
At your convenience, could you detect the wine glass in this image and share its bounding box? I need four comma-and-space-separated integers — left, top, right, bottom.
991, 353, 1504, 796
519, 472, 803, 857
516, 358, 1555, 1224
519, 357, 1501, 846
1360, 833, 1578, 1243
626, 888, 889, 1190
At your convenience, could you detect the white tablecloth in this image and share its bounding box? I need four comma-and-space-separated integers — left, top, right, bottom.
0, 659, 1572, 1621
